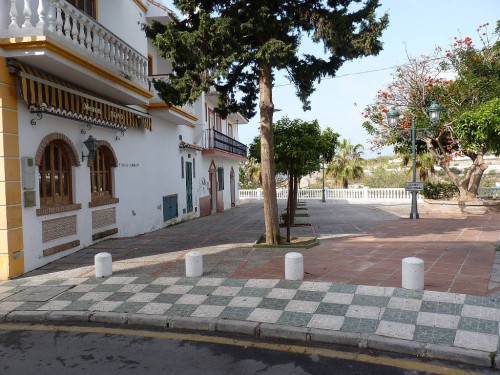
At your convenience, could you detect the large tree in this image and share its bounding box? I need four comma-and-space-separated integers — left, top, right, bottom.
363, 21, 500, 200
250, 118, 339, 242
145, 1, 389, 244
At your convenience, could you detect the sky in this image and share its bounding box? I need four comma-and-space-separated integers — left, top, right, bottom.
160, 0, 499, 158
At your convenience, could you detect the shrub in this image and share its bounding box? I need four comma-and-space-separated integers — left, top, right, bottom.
422, 181, 459, 199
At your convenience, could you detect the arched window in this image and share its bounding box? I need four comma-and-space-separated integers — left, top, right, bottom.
39, 141, 72, 205
90, 146, 112, 197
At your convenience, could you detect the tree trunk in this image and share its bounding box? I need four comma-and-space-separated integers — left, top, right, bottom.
458, 153, 488, 201
292, 175, 299, 224
286, 171, 292, 243
289, 173, 297, 226
426, 138, 487, 202
258, 62, 281, 244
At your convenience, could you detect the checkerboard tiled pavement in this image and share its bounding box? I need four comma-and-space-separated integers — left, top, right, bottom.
1, 276, 499, 354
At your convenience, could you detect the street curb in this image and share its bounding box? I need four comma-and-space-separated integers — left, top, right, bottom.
259, 323, 310, 341
127, 314, 168, 328
89, 312, 127, 325
308, 329, 361, 347
47, 311, 91, 322
367, 335, 425, 356
1, 311, 497, 369
216, 319, 259, 336
423, 343, 493, 368
5, 310, 49, 322
168, 316, 217, 331
0, 311, 8, 322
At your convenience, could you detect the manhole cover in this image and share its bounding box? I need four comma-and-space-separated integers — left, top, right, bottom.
5, 286, 70, 302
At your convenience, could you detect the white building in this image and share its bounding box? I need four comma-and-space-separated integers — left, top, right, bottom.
0, 0, 247, 279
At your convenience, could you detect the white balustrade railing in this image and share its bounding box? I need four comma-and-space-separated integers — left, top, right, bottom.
240, 187, 500, 201
240, 189, 262, 200
5, 0, 148, 89
241, 188, 418, 202
478, 187, 500, 197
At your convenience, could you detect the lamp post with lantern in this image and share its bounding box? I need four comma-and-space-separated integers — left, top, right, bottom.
321, 160, 326, 202
387, 101, 442, 219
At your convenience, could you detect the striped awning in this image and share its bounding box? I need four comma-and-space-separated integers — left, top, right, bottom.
14, 63, 152, 131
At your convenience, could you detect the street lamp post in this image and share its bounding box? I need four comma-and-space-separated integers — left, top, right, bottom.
322, 161, 326, 202
387, 101, 442, 220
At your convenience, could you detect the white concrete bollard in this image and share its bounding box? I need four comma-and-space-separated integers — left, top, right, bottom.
402, 257, 424, 290
285, 252, 304, 281
95, 252, 112, 277
185, 251, 203, 277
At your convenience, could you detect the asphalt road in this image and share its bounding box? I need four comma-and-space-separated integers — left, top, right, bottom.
0, 324, 492, 375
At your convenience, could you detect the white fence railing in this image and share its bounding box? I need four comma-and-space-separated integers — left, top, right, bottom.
478, 187, 500, 198
240, 187, 500, 202
240, 188, 415, 202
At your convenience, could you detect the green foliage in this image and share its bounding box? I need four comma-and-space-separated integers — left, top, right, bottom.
144, 0, 389, 118
239, 158, 261, 189
361, 167, 406, 188
422, 181, 459, 199
327, 139, 365, 188
249, 117, 339, 178
454, 98, 500, 154
399, 152, 436, 182
362, 21, 500, 199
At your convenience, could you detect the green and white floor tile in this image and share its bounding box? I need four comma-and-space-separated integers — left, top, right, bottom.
1, 276, 499, 352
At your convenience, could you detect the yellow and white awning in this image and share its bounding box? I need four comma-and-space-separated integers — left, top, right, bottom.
14, 63, 152, 131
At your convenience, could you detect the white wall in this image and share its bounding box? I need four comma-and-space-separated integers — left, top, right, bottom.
0, 0, 10, 30
147, 39, 173, 76
98, 0, 148, 57
18, 99, 200, 272
199, 155, 240, 210
13, 0, 245, 273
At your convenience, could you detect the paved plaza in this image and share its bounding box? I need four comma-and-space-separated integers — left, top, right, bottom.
17, 200, 500, 296
1, 201, 500, 366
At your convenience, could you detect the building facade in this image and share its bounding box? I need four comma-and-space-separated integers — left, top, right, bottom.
0, 0, 247, 279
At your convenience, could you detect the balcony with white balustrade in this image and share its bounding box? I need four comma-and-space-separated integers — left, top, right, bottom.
1, 0, 152, 104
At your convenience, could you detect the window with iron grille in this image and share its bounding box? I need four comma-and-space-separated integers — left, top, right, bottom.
39, 141, 72, 206
90, 146, 113, 198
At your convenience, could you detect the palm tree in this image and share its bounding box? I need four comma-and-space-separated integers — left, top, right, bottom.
327, 139, 364, 189
239, 158, 261, 188
400, 152, 435, 182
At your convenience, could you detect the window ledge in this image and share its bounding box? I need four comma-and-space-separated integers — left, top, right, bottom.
37, 203, 82, 216
89, 197, 120, 208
